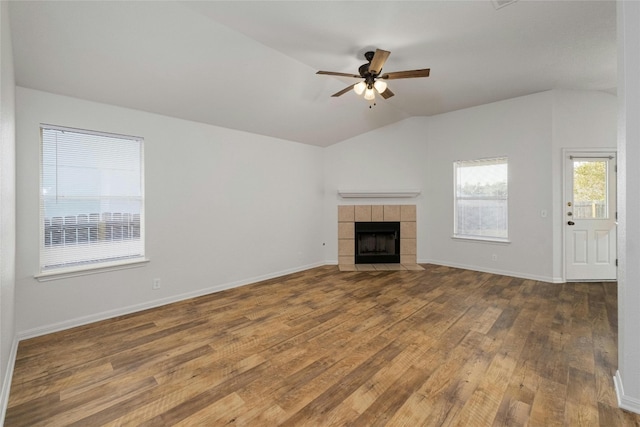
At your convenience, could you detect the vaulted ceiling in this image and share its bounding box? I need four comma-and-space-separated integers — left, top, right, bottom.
8, 1, 616, 147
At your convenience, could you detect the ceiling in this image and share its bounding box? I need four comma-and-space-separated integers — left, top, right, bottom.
8, 1, 617, 147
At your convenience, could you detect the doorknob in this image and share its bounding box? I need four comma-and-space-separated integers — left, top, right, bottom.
567, 221, 575, 226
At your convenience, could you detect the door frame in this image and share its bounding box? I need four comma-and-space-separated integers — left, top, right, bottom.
561, 148, 617, 282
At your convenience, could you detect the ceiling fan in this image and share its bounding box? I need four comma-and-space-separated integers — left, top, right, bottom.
316, 49, 430, 103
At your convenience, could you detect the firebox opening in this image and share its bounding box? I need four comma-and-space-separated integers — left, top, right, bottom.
355, 222, 401, 264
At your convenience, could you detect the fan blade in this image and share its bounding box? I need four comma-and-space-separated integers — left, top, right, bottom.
381, 69, 430, 80
369, 49, 391, 75
331, 84, 355, 97
380, 88, 395, 99
317, 71, 361, 78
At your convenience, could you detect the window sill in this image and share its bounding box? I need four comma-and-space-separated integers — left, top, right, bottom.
452, 235, 511, 244
35, 257, 150, 282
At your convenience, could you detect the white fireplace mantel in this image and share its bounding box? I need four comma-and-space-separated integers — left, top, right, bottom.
337, 189, 421, 198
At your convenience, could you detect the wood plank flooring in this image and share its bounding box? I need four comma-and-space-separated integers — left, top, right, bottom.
6, 264, 640, 426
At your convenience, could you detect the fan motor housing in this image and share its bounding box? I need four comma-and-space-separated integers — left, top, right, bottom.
359, 51, 379, 78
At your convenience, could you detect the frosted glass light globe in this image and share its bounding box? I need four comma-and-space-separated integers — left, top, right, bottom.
374, 80, 387, 93
364, 87, 375, 100
353, 81, 366, 95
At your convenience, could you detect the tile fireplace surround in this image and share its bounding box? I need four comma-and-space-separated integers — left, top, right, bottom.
338, 205, 423, 272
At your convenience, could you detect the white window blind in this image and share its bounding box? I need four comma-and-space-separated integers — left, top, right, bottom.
40, 125, 145, 272
454, 157, 508, 240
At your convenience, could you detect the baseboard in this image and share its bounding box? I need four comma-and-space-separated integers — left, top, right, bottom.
614, 370, 640, 414
17, 261, 326, 341
0, 336, 19, 425
418, 259, 564, 283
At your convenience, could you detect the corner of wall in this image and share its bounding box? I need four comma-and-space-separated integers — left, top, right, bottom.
1, 1, 18, 422
0, 338, 18, 423
614, 370, 640, 414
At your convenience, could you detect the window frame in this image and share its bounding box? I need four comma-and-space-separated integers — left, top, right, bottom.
453, 156, 509, 243
36, 124, 147, 280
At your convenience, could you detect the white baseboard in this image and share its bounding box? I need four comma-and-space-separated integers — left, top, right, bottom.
418, 258, 564, 283
17, 261, 326, 341
614, 370, 640, 414
326, 257, 562, 283
0, 336, 19, 425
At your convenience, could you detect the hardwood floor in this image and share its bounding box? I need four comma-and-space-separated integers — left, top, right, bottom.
6, 264, 640, 426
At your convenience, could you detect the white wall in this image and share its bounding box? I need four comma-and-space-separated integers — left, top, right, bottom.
425, 92, 555, 281
324, 90, 616, 283
15, 88, 325, 336
614, 0, 640, 414
0, 0, 17, 419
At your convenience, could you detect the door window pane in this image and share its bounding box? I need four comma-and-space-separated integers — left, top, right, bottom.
572, 160, 607, 219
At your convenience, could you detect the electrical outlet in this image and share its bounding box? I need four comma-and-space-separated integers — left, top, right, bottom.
152, 278, 161, 290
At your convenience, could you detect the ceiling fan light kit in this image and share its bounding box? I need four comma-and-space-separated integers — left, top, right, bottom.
316, 48, 430, 106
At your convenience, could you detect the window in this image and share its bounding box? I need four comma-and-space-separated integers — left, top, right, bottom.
40, 125, 144, 273
454, 157, 508, 241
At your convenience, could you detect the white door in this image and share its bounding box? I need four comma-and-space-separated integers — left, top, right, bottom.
564, 151, 617, 281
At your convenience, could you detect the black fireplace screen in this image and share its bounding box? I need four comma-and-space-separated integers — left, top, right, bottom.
355, 222, 401, 264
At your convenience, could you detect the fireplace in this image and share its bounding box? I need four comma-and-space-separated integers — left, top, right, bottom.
337, 205, 417, 270
355, 221, 400, 264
